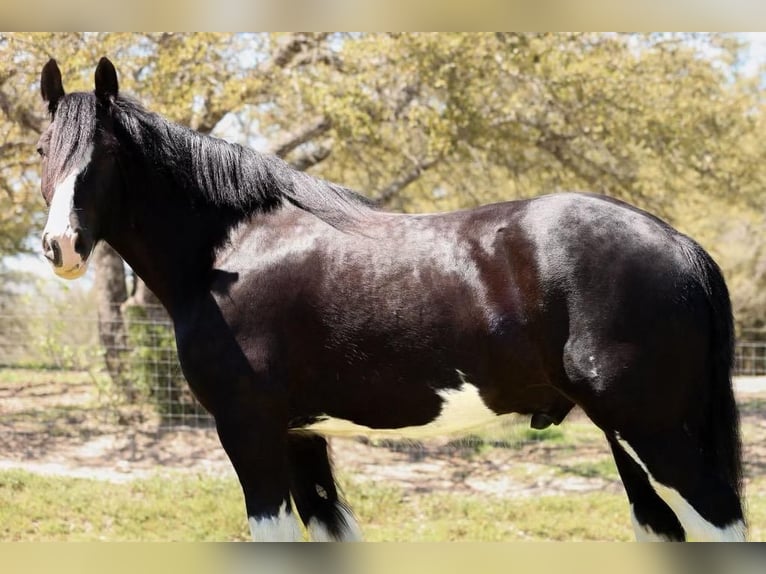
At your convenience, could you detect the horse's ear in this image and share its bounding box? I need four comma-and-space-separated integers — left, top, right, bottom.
40, 59, 65, 115
94, 57, 119, 102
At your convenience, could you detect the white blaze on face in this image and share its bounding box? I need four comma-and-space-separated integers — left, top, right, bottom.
42, 144, 93, 279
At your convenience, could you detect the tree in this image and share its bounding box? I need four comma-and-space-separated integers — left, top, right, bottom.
1, 32, 764, 345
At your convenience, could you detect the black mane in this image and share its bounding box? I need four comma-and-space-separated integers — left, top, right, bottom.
108, 95, 374, 228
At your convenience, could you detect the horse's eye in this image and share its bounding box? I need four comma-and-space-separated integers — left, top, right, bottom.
37, 146, 45, 157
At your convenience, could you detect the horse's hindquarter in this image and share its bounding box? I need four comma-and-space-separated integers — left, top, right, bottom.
521, 194, 713, 427
202, 203, 565, 433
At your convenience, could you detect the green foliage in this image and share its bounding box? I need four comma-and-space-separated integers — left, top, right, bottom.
1, 32, 764, 328
0, 271, 98, 369
0, 268, 200, 419
26, 315, 95, 370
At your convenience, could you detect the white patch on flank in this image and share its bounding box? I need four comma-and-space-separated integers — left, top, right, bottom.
617, 435, 746, 542
248, 501, 302, 542
307, 505, 363, 542
630, 504, 673, 542
306, 373, 499, 439
42, 144, 93, 279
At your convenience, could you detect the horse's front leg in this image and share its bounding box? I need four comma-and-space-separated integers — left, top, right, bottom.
214, 397, 302, 542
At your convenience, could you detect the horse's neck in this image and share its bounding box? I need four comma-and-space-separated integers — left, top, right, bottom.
105, 176, 236, 318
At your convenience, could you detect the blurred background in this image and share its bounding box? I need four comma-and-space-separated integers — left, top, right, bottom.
2, 33, 765, 334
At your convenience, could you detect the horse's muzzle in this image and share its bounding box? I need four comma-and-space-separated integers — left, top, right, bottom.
41, 230, 90, 279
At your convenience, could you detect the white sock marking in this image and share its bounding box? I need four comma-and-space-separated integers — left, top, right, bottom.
650, 486, 746, 542
616, 435, 746, 542
307, 504, 363, 542
248, 502, 302, 542
630, 504, 673, 542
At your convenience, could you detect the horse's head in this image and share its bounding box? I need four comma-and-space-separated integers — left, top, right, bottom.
38, 57, 120, 279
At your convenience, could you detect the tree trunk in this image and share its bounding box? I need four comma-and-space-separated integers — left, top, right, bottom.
92, 241, 136, 402
121, 275, 165, 321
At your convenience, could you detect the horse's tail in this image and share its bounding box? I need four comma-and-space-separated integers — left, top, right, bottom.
680, 237, 743, 501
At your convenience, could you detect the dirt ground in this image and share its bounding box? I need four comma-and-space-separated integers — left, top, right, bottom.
1, 373, 765, 500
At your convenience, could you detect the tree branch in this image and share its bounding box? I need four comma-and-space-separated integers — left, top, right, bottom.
194, 33, 332, 135
393, 83, 420, 119
267, 117, 332, 158
289, 145, 332, 171
272, 33, 330, 68
0, 142, 29, 156
1, 85, 45, 134
372, 157, 440, 206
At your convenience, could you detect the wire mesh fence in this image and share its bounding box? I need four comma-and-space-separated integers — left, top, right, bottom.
735, 340, 766, 377
2, 309, 766, 438
0, 307, 213, 431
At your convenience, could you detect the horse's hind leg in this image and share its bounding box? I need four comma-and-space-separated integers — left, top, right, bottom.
613, 430, 745, 541
608, 437, 685, 541
562, 325, 745, 542
287, 432, 362, 541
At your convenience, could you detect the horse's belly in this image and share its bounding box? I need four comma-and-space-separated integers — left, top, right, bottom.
304, 383, 506, 439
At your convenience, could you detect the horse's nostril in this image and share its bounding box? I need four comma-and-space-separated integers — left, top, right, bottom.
43, 237, 63, 267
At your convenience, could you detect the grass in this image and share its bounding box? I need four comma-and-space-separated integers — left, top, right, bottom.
2, 467, 763, 541
519, 426, 566, 443
349, 481, 633, 541
560, 458, 620, 481
0, 467, 631, 541
0, 367, 96, 387
1, 367, 765, 541
0, 469, 249, 541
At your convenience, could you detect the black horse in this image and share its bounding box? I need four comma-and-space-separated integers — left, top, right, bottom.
37, 57, 745, 541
